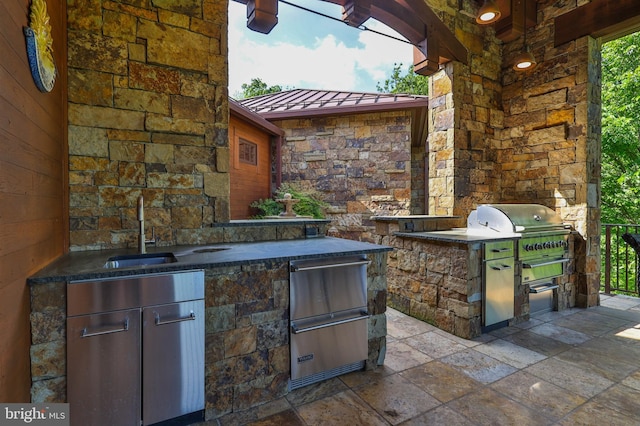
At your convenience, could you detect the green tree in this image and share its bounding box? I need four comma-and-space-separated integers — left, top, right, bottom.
237, 78, 283, 99
376, 63, 429, 95
601, 32, 640, 223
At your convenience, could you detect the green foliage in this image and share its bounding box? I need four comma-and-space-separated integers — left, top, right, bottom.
376, 63, 429, 95
236, 78, 284, 99
601, 32, 640, 224
250, 183, 328, 219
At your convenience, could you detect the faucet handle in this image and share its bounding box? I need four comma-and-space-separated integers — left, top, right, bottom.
146, 226, 157, 245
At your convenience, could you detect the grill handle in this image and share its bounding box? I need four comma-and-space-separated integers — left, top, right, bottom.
291, 260, 370, 272
529, 283, 559, 293
523, 258, 569, 268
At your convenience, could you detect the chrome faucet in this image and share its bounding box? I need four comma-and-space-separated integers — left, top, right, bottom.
137, 195, 156, 254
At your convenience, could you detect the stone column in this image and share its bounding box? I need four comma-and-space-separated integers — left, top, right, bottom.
427, 66, 456, 215
575, 36, 602, 308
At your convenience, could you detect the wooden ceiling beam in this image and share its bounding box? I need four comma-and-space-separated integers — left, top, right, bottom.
337, 0, 469, 75
396, 0, 468, 65
412, 26, 440, 76
494, 0, 536, 42
554, 0, 640, 46
342, 0, 372, 28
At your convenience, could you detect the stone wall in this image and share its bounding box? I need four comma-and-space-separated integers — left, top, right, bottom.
273, 111, 414, 242
29, 250, 388, 423
423, 0, 599, 307
67, 0, 230, 251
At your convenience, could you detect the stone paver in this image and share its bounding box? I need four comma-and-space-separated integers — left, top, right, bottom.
234, 294, 640, 425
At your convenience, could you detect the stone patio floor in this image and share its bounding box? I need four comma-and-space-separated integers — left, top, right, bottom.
215, 294, 640, 425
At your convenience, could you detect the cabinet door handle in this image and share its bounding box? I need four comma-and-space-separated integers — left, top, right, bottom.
154, 311, 196, 326
81, 318, 129, 338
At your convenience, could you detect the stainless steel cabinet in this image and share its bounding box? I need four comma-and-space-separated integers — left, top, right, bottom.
483, 241, 515, 327
67, 309, 141, 426
142, 300, 204, 425
67, 271, 204, 426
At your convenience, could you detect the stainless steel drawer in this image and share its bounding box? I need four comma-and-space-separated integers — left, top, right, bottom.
290, 314, 368, 380
484, 240, 514, 260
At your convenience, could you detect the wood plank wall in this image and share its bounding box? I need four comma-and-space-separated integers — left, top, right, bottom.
0, 0, 67, 401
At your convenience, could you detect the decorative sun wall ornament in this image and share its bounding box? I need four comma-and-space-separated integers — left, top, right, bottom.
24, 0, 57, 92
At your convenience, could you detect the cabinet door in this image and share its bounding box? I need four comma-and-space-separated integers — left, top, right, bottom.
484, 258, 515, 326
67, 309, 141, 426
142, 300, 204, 425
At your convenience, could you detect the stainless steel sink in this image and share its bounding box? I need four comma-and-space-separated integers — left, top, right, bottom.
103, 252, 177, 269
191, 247, 230, 254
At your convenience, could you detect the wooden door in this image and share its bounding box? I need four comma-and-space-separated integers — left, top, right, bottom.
229, 116, 271, 219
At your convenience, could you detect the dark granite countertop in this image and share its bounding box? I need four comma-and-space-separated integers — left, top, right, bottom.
372, 215, 461, 222
394, 228, 521, 243
28, 237, 392, 284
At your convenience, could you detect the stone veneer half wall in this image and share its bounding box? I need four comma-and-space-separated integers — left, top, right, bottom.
67, 0, 230, 252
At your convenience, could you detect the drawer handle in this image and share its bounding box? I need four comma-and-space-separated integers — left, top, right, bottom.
291, 260, 370, 272
291, 312, 369, 334
155, 311, 196, 326
491, 248, 511, 253
81, 318, 129, 338
490, 264, 513, 271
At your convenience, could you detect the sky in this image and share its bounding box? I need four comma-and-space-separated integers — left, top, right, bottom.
227, 0, 415, 98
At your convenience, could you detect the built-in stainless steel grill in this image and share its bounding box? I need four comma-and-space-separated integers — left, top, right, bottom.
468, 204, 571, 319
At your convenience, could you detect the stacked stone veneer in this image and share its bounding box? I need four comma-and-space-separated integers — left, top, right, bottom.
67, 0, 229, 251
29, 251, 388, 422
273, 111, 420, 242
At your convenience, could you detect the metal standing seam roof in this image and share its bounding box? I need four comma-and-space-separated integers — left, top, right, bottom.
236, 88, 428, 120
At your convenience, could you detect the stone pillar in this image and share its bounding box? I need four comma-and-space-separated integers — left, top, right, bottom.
576, 36, 602, 307
427, 67, 455, 215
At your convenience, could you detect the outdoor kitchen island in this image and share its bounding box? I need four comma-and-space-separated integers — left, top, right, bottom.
28, 226, 391, 424
374, 207, 575, 340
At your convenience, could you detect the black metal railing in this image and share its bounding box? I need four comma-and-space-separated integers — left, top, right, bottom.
601, 223, 640, 296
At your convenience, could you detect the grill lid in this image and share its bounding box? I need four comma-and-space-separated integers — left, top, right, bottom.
467, 204, 566, 234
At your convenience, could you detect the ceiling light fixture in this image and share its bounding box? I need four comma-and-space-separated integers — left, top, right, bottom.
512, 0, 536, 71
513, 47, 536, 71
475, 0, 501, 24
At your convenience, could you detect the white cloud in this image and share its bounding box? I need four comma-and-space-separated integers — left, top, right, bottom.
353, 20, 415, 85
228, 4, 413, 96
